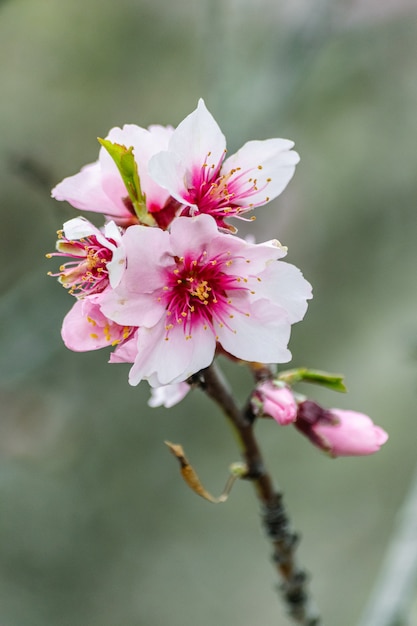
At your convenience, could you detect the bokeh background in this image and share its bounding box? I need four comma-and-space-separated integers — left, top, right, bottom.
1, 0, 417, 624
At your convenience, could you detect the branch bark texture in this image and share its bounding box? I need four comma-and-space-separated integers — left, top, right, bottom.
201, 362, 320, 625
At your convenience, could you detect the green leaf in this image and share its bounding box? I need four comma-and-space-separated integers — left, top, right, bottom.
98, 138, 155, 226
278, 368, 347, 393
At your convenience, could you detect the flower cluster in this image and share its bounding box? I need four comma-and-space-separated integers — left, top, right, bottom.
49, 99, 311, 392
49, 99, 387, 458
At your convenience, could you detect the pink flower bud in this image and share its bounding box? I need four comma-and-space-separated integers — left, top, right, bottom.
311, 409, 388, 457
254, 382, 298, 425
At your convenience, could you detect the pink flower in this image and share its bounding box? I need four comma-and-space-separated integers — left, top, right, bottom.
149, 99, 300, 230
47, 217, 125, 296
98, 213, 312, 387
51, 124, 174, 226
61, 298, 135, 353
253, 381, 297, 425
296, 401, 388, 457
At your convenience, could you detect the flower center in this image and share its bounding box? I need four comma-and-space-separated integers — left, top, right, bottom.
47, 232, 114, 296
185, 152, 272, 220
159, 251, 251, 340
190, 279, 211, 303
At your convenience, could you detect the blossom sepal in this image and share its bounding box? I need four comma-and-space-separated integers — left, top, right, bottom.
278, 368, 347, 393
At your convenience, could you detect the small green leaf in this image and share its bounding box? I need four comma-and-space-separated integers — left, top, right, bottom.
98, 138, 155, 226
278, 368, 347, 393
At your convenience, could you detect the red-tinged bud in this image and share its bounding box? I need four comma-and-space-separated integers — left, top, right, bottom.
295, 401, 388, 457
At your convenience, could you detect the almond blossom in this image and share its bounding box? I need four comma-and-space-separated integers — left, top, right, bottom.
51, 124, 175, 227
148, 99, 300, 230
98, 213, 312, 387
47, 216, 136, 355
47, 217, 125, 296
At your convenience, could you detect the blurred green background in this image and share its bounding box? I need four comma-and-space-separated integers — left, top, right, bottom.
1, 0, 417, 624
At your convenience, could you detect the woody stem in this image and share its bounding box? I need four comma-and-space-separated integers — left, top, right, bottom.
199, 361, 320, 625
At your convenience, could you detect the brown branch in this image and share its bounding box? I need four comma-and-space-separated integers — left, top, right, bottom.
200, 362, 320, 625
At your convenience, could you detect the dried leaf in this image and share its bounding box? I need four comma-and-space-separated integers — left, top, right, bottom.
165, 441, 246, 504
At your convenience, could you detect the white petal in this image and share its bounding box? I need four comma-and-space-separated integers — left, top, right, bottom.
169, 99, 226, 173
62, 216, 100, 240
215, 299, 292, 364
106, 245, 126, 289
255, 261, 312, 323
148, 382, 190, 408
148, 100, 226, 205
120, 224, 171, 293
222, 138, 300, 208
148, 150, 191, 205
129, 320, 216, 386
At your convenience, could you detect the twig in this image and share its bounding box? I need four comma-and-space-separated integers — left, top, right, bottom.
200, 362, 320, 625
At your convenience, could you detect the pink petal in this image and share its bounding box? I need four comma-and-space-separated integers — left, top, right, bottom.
98, 286, 165, 328
169, 214, 221, 256
62, 299, 125, 351
52, 161, 130, 219
110, 331, 139, 363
